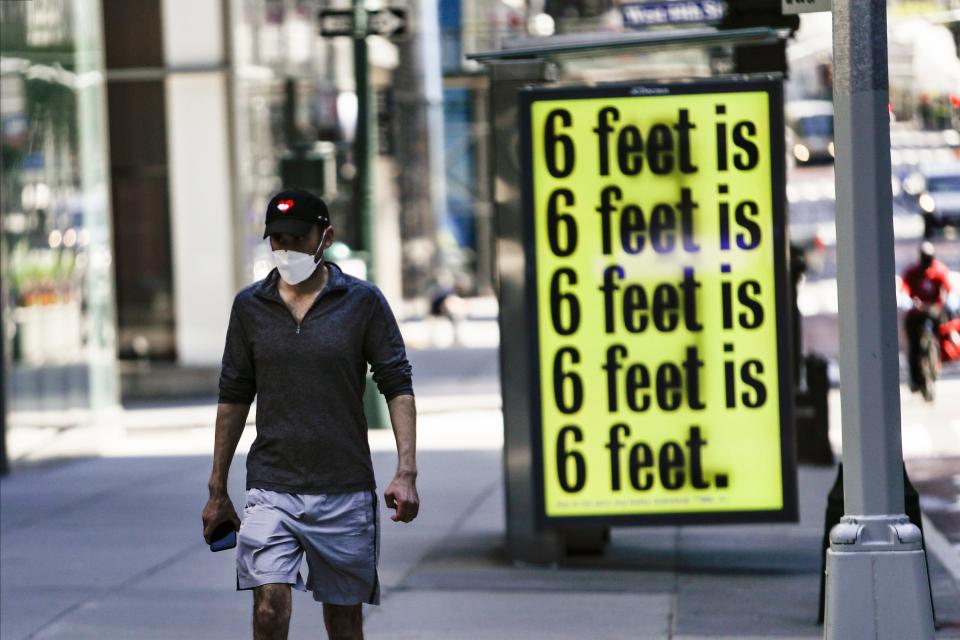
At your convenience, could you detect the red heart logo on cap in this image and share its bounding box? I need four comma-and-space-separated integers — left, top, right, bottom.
277, 199, 294, 213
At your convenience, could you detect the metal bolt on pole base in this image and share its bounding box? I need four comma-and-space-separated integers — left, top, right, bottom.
824, 515, 934, 640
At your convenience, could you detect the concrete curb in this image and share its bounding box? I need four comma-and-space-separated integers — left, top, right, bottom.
923, 513, 960, 589
6, 392, 502, 434
415, 394, 501, 414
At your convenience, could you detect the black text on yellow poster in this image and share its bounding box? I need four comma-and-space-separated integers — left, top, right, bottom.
521, 81, 796, 524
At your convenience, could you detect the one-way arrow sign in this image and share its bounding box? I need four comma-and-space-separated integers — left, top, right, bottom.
319, 7, 408, 39
368, 8, 407, 37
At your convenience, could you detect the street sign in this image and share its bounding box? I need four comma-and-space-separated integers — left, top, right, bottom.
368, 8, 407, 38
319, 9, 354, 37
318, 7, 407, 39
519, 79, 796, 525
621, 1, 727, 29
782, 0, 831, 14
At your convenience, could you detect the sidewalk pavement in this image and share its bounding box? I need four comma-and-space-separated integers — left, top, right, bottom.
2, 405, 959, 639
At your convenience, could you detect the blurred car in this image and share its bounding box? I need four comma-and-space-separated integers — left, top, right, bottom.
786, 100, 835, 165
915, 162, 960, 237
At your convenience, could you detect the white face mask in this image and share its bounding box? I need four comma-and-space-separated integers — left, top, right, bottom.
272, 229, 329, 285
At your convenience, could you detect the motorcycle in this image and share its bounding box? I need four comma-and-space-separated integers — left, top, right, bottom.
910, 298, 943, 403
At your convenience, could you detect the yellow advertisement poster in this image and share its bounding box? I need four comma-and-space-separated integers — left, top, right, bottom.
520, 80, 796, 524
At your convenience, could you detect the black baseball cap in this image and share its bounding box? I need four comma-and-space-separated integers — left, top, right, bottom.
262, 188, 330, 239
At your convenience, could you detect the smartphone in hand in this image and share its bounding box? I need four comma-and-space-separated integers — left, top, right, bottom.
209, 521, 238, 552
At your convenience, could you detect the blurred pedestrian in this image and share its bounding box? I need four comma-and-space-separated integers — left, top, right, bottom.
428, 270, 471, 347
201, 188, 419, 640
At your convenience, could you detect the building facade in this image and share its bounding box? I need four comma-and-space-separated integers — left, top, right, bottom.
2, 0, 506, 425
1, 0, 362, 420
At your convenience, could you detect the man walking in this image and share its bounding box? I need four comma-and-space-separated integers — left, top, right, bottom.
201, 189, 418, 639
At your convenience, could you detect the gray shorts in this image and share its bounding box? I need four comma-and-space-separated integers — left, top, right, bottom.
236, 487, 380, 605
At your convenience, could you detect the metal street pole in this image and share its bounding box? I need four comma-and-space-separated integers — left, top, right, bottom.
824, 2, 935, 638
1, 207, 9, 476
352, 0, 376, 283
352, 1, 391, 429
1, 293, 8, 477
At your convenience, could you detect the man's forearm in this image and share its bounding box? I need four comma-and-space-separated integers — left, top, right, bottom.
386, 394, 417, 477
209, 402, 252, 496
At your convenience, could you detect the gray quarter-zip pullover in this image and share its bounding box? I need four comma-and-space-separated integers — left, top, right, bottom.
218, 262, 414, 493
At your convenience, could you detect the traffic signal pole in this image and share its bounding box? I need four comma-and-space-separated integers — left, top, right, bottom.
823, 2, 935, 637
352, 0, 376, 283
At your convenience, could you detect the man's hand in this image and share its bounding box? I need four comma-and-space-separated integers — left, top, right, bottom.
384, 394, 418, 523
384, 473, 419, 523
204, 403, 250, 543
202, 493, 241, 543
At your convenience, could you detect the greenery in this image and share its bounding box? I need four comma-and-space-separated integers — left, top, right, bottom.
8, 239, 76, 305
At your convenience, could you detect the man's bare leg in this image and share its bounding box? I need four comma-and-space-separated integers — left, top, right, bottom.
253, 584, 292, 640
322, 603, 363, 640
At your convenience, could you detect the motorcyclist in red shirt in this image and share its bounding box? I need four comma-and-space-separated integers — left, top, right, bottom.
901, 242, 952, 393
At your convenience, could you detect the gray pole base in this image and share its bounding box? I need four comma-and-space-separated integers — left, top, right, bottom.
824, 515, 934, 639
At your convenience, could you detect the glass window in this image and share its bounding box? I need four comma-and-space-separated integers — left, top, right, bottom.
1, 0, 117, 414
